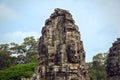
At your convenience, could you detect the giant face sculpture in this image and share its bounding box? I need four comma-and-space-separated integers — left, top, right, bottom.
67, 44, 80, 63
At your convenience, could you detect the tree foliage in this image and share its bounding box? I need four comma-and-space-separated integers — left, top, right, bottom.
0, 44, 17, 70
87, 53, 108, 80
22, 36, 38, 63
0, 63, 38, 80
0, 36, 38, 70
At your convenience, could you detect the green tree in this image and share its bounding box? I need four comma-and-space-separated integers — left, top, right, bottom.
0, 63, 38, 80
22, 36, 38, 63
0, 36, 39, 69
0, 44, 17, 70
10, 42, 26, 55
87, 53, 107, 80
9, 36, 39, 63
10, 42, 26, 64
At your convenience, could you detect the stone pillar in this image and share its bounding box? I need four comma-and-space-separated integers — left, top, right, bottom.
38, 8, 89, 80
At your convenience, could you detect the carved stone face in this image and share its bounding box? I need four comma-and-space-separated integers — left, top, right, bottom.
67, 45, 80, 63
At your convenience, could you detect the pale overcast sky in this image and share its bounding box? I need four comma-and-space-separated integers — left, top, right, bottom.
0, 0, 120, 62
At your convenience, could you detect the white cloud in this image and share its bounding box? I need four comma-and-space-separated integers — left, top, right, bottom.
0, 3, 19, 21
1, 31, 40, 44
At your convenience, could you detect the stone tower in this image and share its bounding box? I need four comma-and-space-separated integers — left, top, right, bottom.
106, 38, 120, 80
38, 8, 89, 80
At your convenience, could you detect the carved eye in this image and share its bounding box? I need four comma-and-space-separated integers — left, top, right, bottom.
71, 50, 75, 54
77, 50, 80, 53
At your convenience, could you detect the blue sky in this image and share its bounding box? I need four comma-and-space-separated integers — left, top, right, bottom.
0, 0, 120, 62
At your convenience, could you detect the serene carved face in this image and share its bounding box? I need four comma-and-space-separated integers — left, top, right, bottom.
67, 45, 80, 63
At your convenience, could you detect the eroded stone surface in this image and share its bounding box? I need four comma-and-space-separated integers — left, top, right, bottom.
106, 38, 120, 80
38, 8, 89, 80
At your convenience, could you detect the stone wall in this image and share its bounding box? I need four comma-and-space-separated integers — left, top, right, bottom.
106, 38, 120, 80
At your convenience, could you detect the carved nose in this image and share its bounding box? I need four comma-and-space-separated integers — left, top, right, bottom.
75, 53, 78, 56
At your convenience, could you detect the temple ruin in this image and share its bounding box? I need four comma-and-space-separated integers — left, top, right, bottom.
106, 38, 120, 80
38, 8, 89, 80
